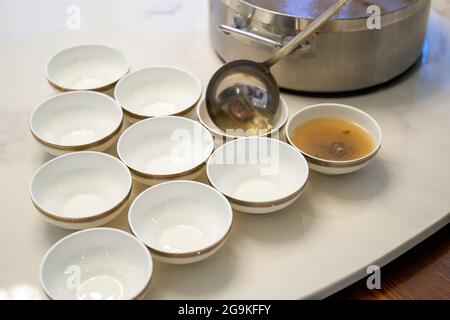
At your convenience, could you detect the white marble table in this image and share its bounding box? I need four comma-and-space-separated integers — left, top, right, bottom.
0, 0, 449, 299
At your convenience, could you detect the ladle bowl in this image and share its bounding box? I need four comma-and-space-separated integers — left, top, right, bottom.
205, 0, 351, 133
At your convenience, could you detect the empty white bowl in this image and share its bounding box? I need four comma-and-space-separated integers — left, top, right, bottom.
46, 44, 129, 91
128, 181, 233, 264
117, 116, 214, 185
30, 91, 123, 156
196, 97, 289, 145
40, 228, 153, 300
30, 152, 132, 229
207, 137, 309, 214
286, 103, 382, 175
114, 66, 202, 123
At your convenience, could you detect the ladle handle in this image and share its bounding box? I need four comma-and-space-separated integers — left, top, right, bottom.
263, 0, 352, 67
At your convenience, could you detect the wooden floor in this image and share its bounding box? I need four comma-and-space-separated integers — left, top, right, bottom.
330, 224, 450, 300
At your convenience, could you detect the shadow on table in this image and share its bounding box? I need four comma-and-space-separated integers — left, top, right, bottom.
144, 243, 236, 298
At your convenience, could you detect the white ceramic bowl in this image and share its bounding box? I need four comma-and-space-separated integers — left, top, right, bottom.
30, 152, 132, 229
30, 91, 123, 156
128, 181, 233, 264
286, 103, 383, 175
40, 228, 153, 300
207, 137, 309, 214
114, 66, 202, 123
196, 97, 289, 146
117, 116, 214, 185
46, 44, 129, 91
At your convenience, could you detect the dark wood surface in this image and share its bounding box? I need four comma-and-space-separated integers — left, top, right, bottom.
329, 224, 450, 300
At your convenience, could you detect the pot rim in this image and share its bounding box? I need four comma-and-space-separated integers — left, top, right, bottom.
220, 0, 429, 32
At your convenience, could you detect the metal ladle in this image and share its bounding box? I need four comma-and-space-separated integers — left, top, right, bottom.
206, 0, 351, 134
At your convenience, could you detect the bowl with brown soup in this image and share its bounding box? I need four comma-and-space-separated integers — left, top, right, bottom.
286, 103, 382, 175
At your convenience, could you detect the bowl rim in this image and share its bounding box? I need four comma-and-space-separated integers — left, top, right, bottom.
117, 116, 214, 179
29, 91, 124, 151
39, 227, 153, 300
29, 151, 132, 223
206, 136, 309, 207
128, 180, 233, 258
285, 103, 383, 168
196, 96, 289, 139
45, 44, 130, 91
114, 65, 203, 119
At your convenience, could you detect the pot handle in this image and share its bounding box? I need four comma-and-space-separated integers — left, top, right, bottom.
219, 24, 312, 53
264, 0, 351, 67
219, 24, 284, 48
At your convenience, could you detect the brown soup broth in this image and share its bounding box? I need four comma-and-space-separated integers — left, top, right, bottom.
292, 117, 375, 161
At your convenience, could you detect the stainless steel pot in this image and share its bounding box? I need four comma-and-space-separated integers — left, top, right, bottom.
209, 0, 431, 92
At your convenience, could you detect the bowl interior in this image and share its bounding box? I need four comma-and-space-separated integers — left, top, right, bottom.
118, 117, 213, 175
115, 67, 201, 117
287, 104, 382, 162
40, 228, 152, 300
197, 97, 288, 138
129, 181, 232, 254
47, 45, 129, 90
31, 152, 131, 219
207, 138, 308, 203
31, 92, 122, 147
